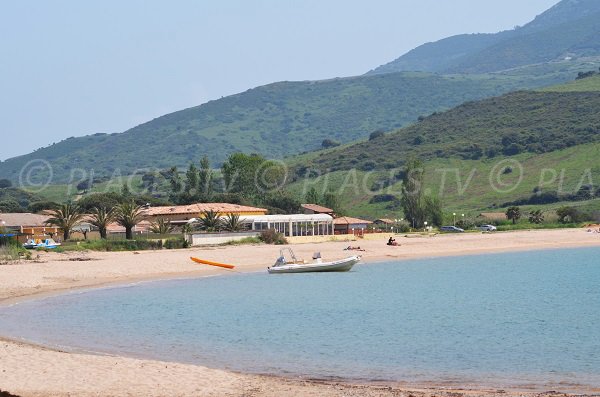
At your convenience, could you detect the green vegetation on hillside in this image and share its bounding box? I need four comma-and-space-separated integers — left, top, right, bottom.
300, 90, 600, 175
0, 188, 43, 212
449, 12, 600, 74
284, 76, 600, 219
286, 142, 600, 219
540, 73, 600, 92
369, 0, 600, 74
0, 70, 587, 184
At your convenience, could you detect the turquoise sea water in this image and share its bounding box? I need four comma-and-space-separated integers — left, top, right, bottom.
1, 247, 599, 389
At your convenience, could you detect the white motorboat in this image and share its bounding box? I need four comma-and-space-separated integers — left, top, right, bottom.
268, 248, 360, 274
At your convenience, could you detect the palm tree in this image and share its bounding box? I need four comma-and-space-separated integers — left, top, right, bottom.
199, 210, 222, 232
89, 207, 115, 239
115, 201, 145, 240
505, 206, 521, 225
46, 202, 85, 241
222, 213, 243, 232
181, 223, 193, 236
149, 217, 174, 235
528, 209, 544, 224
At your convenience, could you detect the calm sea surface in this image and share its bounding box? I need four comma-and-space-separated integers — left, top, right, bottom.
1, 247, 599, 388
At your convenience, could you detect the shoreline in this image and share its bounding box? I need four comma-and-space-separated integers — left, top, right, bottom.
1, 229, 599, 397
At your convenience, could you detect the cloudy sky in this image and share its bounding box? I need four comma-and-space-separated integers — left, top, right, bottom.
0, 0, 558, 160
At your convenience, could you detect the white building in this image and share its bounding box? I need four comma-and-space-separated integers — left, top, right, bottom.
240, 214, 334, 237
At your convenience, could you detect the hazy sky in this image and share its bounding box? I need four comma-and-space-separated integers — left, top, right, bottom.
0, 0, 558, 161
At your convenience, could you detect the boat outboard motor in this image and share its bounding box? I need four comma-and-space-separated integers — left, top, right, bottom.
273, 256, 286, 267
312, 252, 322, 263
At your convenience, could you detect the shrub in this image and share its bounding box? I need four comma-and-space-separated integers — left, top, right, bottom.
556, 206, 583, 224
528, 209, 545, 224
321, 139, 340, 149
369, 130, 385, 140
164, 237, 189, 249
456, 218, 476, 230
71, 239, 164, 252
0, 246, 22, 264
259, 229, 288, 245
396, 220, 411, 233
369, 194, 399, 204
223, 237, 262, 245
360, 161, 377, 171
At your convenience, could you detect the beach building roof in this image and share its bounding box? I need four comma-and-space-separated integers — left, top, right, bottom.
239, 214, 333, 223
333, 216, 373, 225
0, 213, 51, 227
143, 203, 267, 217
374, 218, 395, 224
301, 204, 334, 214
106, 220, 152, 234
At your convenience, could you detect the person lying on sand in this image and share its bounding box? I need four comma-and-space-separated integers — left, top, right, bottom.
344, 246, 366, 251
387, 237, 400, 246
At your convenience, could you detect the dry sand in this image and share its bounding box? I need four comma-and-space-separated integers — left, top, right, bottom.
1, 229, 599, 397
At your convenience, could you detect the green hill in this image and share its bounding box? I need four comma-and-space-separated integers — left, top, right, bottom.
0, 70, 580, 184
286, 77, 600, 217
540, 73, 600, 92
369, 0, 600, 74
286, 142, 600, 219
302, 90, 600, 174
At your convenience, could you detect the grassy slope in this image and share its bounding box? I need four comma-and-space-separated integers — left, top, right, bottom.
286, 142, 600, 219
540, 74, 600, 92
0, 66, 592, 184
285, 76, 600, 218
303, 89, 600, 174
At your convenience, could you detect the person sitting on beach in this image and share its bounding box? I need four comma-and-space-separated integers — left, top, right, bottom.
387, 237, 399, 246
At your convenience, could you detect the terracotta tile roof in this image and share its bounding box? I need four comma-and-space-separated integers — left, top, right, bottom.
0, 213, 51, 227
142, 203, 267, 216
106, 220, 152, 233
333, 216, 373, 225
301, 203, 334, 213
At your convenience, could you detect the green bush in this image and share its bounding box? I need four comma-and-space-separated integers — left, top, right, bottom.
259, 229, 288, 245
0, 243, 30, 263
223, 237, 262, 245
164, 237, 189, 249
66, 239, 164, 252
496, 222, 580, 231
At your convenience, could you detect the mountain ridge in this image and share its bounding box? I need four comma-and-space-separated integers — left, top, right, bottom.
2, 69, 581, 183
368, 0, 600, 75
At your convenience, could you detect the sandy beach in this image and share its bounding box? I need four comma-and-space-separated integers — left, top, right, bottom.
1, 229, 599, 397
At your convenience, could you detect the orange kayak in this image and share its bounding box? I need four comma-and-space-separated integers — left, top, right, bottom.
190, 257, 235, 269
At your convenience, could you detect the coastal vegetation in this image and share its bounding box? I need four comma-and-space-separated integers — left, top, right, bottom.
46, 203, 85, 241
0, 65, 594, 184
